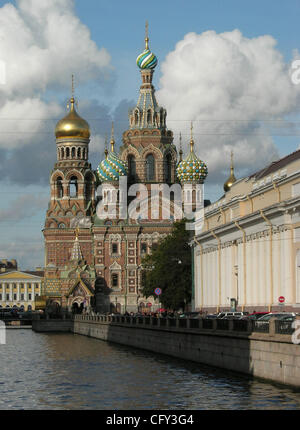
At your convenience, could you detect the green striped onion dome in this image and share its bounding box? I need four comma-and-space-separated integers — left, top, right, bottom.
97, 151, 128, 182
136, 49, 158, 69
176, 146, 208, 184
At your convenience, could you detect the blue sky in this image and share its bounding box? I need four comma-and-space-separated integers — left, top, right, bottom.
0, 0, 299, 269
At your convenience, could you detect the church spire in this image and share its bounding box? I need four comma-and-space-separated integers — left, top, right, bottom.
110, 122, 115, 153
179, 132, 183, 162
224, 150, 237, 192
71, 228, 83, 261
130, 24, 166, 131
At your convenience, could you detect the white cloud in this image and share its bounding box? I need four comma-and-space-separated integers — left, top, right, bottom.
0, 0, 113, 149
157, 30, 300, 183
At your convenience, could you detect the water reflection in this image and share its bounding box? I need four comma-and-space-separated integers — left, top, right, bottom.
0, 330, 300, 409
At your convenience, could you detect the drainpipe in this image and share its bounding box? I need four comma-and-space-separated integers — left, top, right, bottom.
194, 237, 203, 312
260, 210, 273, 312
234, 221, 247, 311
210, 229, 222, 312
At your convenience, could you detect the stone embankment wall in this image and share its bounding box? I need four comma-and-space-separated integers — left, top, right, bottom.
32, 318, 73, 332
72, 315, 300, 388
32, 315, 300, 387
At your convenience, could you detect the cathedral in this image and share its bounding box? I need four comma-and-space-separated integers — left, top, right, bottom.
42, 29, 208, 314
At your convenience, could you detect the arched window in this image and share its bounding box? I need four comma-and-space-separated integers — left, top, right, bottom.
56, 177, 63, 198
61, 147, 65, 159
71, 147, 75, 159
147, 109, 152, 125
66, 147, 70, 158
165, 153, 172, 182
146, 154, 155, 181
69, 176, 78, 198
77, 147, 81, 158
134, 110, 139, 126
160, 109, 164, 126
128, 155, 136, 181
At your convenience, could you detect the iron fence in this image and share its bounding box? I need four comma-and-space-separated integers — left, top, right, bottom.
253, 322, 270, 333
275, 320, 294, 335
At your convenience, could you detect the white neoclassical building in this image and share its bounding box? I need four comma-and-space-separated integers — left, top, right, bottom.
192, 149, 300, 313
0, 269, 43, 310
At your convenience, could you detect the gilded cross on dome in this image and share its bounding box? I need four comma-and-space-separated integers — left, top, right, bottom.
145, 21, 149, 49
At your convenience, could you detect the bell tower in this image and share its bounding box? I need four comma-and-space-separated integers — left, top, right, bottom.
119, 23, 178, 186
43, 78, 96, 276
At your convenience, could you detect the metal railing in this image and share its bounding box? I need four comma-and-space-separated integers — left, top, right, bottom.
73, 314, 299, 337
275, 320, 294, 335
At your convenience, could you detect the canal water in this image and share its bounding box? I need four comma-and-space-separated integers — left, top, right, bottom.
1, 330, 300, 410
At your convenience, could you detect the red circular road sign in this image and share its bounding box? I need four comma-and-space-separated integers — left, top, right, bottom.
154, 288, 162, 296
278, 296, 285, 303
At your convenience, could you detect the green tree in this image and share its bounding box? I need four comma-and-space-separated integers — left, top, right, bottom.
141, 219, 192, 311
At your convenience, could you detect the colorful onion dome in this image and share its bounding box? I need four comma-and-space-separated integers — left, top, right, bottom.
55, 97, 90, 139
136, 22, 158, 70
176, 125, 208, 183
136, 49, 158, 70
97, 124, 128, 182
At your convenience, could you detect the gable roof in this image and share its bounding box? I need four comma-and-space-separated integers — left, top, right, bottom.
250, 149, 300, 181
0, 270, 43, 280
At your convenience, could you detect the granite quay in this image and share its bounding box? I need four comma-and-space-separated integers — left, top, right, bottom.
32, 314, 300, 388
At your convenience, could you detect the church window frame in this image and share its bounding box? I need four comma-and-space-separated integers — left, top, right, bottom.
127, 154, 136, 182
112, 243, 119, 255
69, 175, 78, 198
111, 273, 119, 289
56, 176, 63, 199
147, 109, 152, 126
146, 153, 155, 181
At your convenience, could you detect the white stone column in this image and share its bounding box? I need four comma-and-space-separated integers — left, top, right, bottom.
9, 283, 12, 303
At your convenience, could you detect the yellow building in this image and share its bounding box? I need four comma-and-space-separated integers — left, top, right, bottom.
193, 149, 300, 313
0, 270, 43, 311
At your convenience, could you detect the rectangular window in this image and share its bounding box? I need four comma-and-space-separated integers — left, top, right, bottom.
13, 294, 17, 300
21, 294, 24, 301
28, 294, 32, 301
112, 274, 118, 288
6, 294, 9, 301
0, 294, 2, 300
112, 243, 118, 254
292, 182, 300, 197
141, 243, 147, 254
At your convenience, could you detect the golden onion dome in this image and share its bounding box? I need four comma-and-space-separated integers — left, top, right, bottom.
224, 151, 236, 192
55, 97, 90, 139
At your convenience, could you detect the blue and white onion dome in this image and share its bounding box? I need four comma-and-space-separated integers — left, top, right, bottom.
97, 139, 128, 182
136, 32, 158, 70
176, 137, 208, 183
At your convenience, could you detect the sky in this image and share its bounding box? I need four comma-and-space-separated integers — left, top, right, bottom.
0, 0, 300, 269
